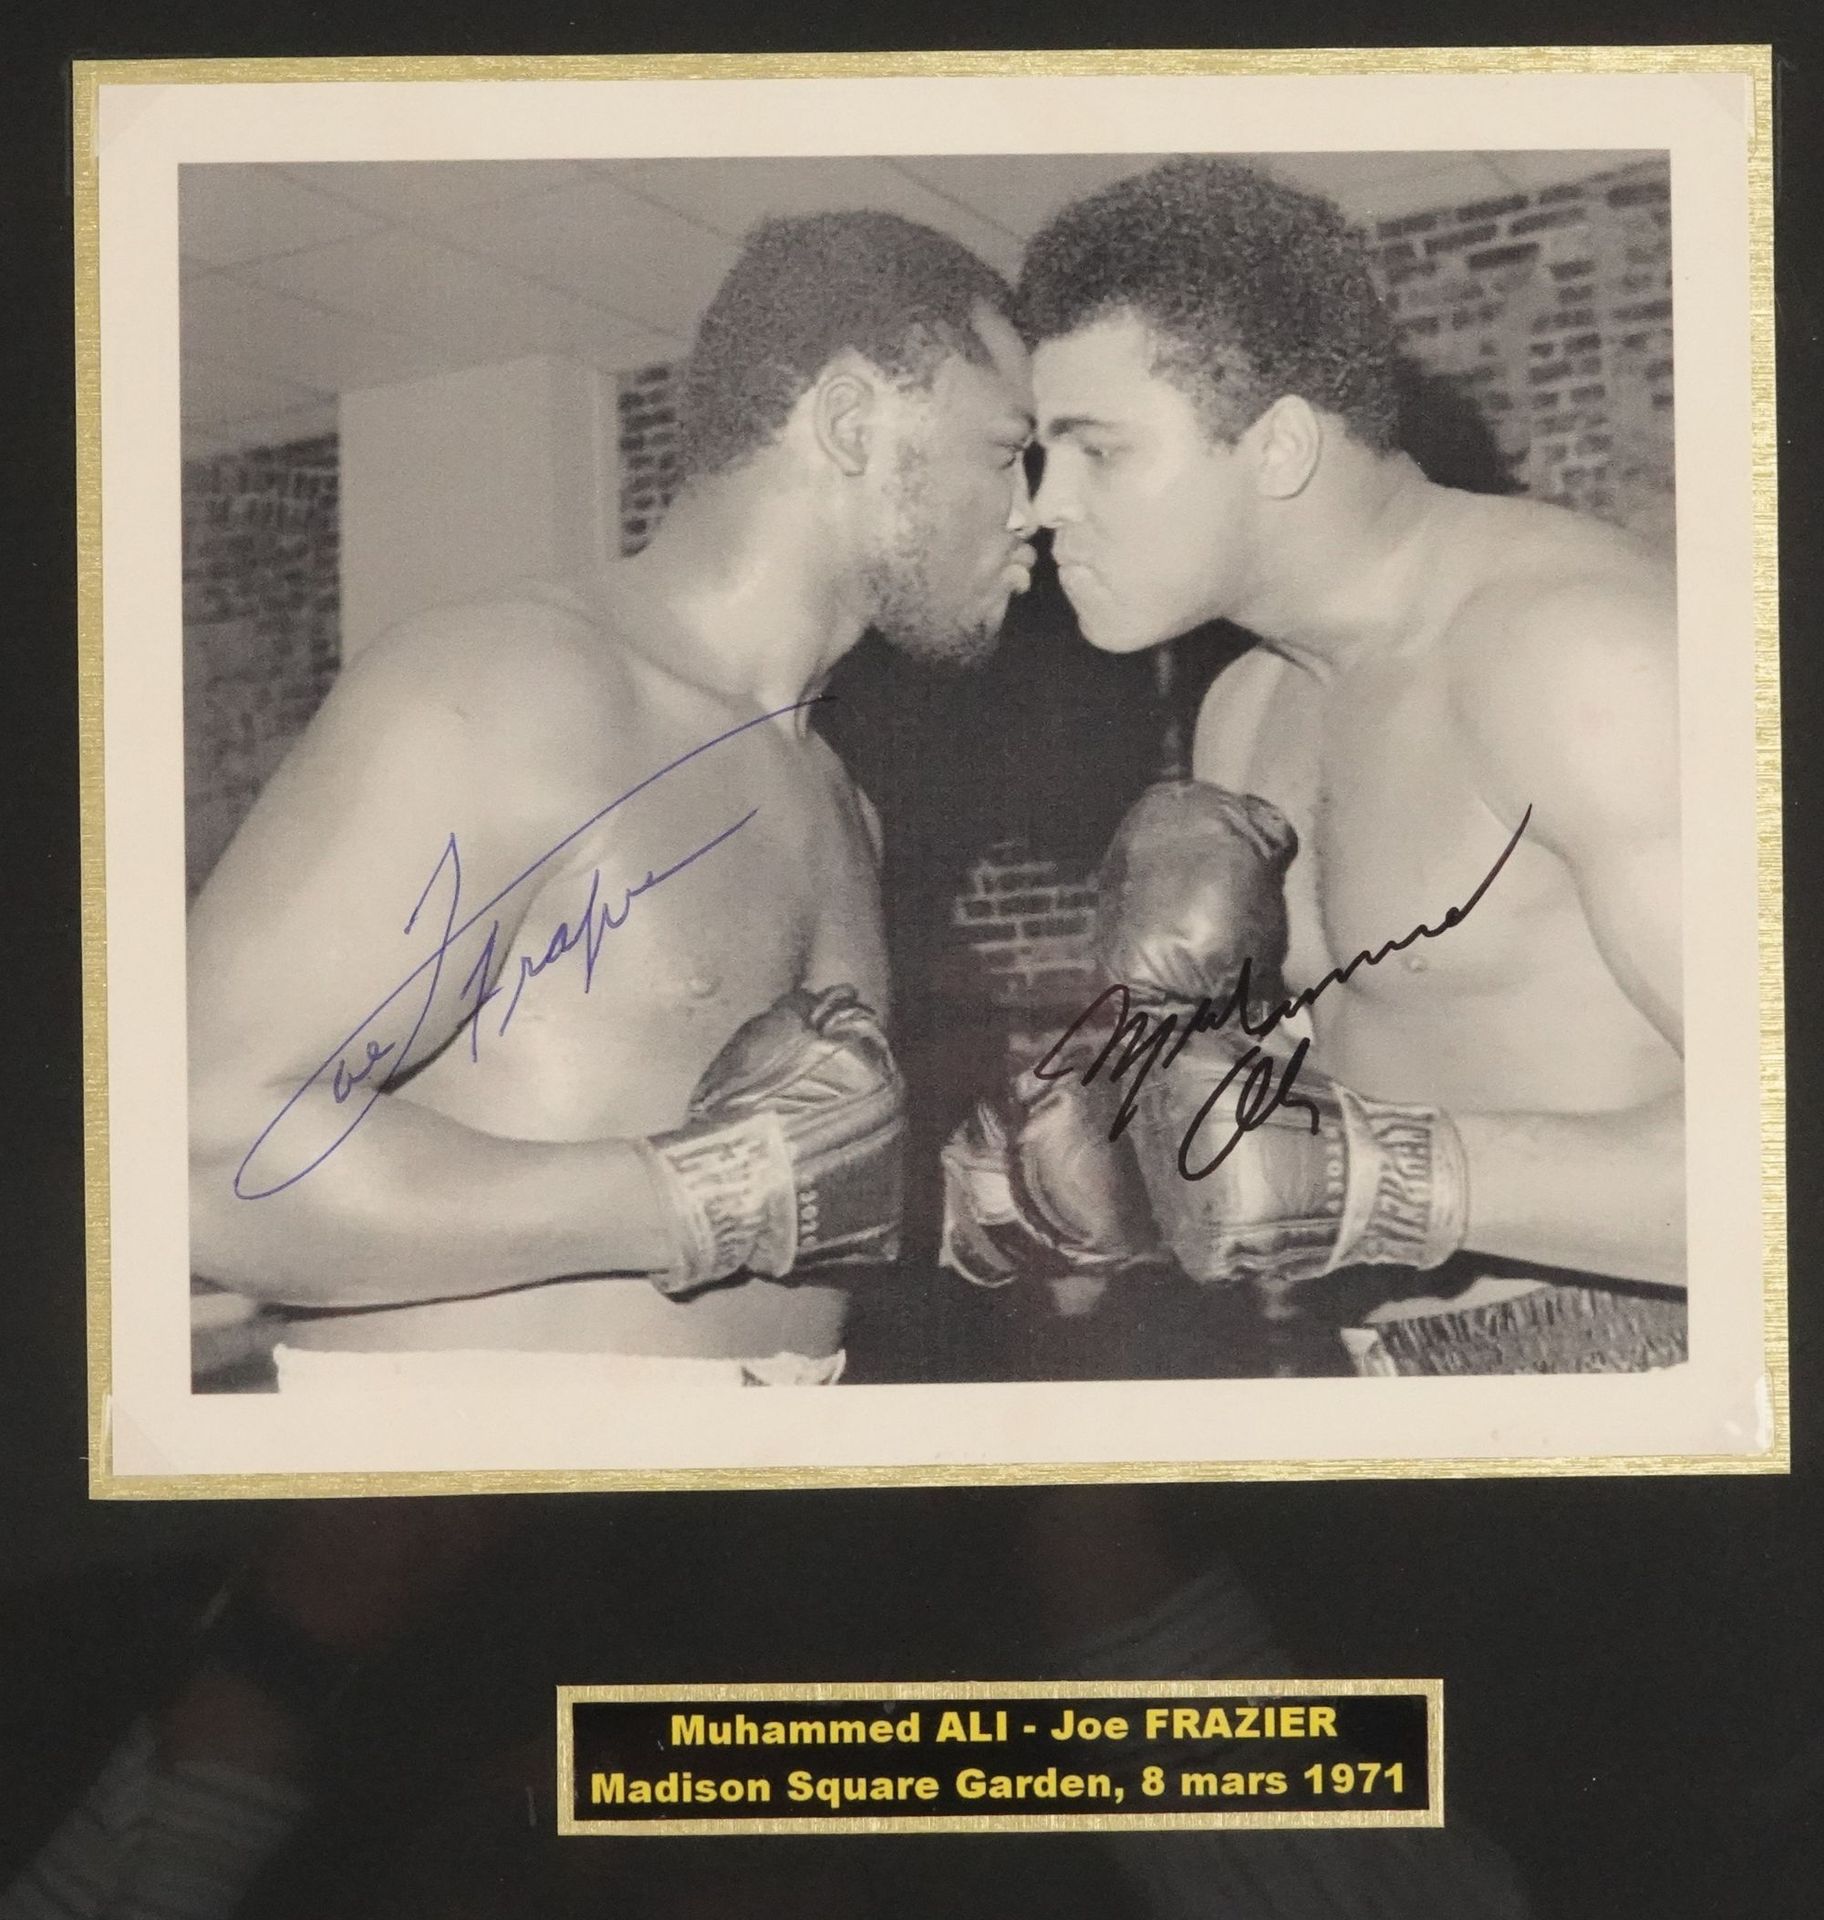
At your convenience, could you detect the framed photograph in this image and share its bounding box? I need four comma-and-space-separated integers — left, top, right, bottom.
77, 50, 1782, 1492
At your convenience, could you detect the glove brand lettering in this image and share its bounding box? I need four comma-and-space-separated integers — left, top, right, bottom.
641, 987, 904, 1292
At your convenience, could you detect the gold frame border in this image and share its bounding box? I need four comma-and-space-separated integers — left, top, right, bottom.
554, 1677, 1444, 1836
72, 45, 1786, 1498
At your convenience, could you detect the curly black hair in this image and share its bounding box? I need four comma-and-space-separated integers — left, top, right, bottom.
679, 210, 1014, 479
1018, 158, 1399, 450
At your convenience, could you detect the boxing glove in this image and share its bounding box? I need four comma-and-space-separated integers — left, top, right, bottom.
1094, 782, 1469, 1296
1124, 1024, 1470, 1299
639, 985, 904, 1295
1095, 780, 1297, 1020
940, 1044, 1163, 1295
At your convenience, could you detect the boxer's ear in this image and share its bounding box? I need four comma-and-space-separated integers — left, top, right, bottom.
810, 360, 877, 477
1250, 396, 1322, 500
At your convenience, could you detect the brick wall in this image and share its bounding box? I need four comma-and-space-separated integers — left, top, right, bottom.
617, 365, 682, 555
615, 157, 1675, 1038
951, 842, 1106, 1016
183, 435, 340, 895
1370, 156, 1673, 544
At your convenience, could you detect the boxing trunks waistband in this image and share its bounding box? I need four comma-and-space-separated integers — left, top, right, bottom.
1342, 1280, 1687, 1377
272, 1344, 845, 1392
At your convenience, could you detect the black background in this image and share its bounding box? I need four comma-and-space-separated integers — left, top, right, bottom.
3, 6, 1821, 1917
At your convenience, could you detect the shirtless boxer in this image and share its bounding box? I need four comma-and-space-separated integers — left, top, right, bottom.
188, 209, 1038, 1389
949, 158, 1684, 1374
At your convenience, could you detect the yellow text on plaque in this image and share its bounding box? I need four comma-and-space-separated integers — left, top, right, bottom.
670, 1710, 922, 1747
1143, 1704, 1339, 1740
591, 1771, 770, 1806
785, 1771, 942, 1806
935, 1709, 1007, 1742
956, 1767, 1117, 1802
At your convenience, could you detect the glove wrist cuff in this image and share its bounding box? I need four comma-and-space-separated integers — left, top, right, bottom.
939, 1119, 1025, 1288
1339, 1091, 1471, 1271
641, 1113, 795, 1296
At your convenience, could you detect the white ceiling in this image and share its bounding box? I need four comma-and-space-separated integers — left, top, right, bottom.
181, 150, 1645, 456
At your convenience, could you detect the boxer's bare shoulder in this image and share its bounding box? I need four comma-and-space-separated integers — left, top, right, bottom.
1439, 536, 1682, 1051
1449, 485, 1664, 583
219, 589, 637, 877
1442, 509, 1678, 878
192, 593, 636, 1021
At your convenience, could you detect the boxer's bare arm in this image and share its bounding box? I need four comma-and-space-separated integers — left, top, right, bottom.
1449, 576, 1685, 1284
187, 615, 677, 1306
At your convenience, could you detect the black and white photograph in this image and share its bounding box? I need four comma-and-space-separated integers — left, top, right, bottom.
83, 60, 1779, 1485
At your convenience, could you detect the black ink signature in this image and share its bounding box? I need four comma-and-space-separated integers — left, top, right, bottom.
1033, 806, 1532, 1180
234, 701, 819, 1201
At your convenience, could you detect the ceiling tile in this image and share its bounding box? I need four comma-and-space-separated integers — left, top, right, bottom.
610, 156, 1023, 272
900, 151, 1607, 238
236, 231, 676, 370
890, 154, 1169, 243
1268, 153, 1515, 224
279, 160, 593, 221
175, 149, 1637, 409
180, 164, 388, 267
182, 271, 446, 393
392, 173, 737, 337
1482, 149, 1658, 192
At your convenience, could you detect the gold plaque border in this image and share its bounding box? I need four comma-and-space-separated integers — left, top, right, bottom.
554, 1676, 1444, 1836
73, 46, 1786, 1498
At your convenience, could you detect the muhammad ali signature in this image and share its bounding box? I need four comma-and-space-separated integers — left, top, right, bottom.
233, 702, 821, 1201
1034, 806, 1532, 1179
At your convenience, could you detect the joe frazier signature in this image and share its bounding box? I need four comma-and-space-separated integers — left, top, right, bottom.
232, 700, 824, 1201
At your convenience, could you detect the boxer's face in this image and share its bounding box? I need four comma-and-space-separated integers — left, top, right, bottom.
1031, 312, 1259, 653
866, 305, 1038, 668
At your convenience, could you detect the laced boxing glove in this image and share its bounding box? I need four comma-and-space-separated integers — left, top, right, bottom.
1095, 781, 1470, 1298
940, 1045, 1163, 1299
638, 985, 904, 1296
1096, 781, 1297, 1020
1131, 1023, 1471, 1295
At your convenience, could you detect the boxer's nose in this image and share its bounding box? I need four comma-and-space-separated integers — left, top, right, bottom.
1030, 449, 1077, 529
1006, 456, 1039, 538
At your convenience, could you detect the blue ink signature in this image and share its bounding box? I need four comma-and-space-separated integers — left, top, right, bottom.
234, 700, 818, 1201
455, 816, 754, 1061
